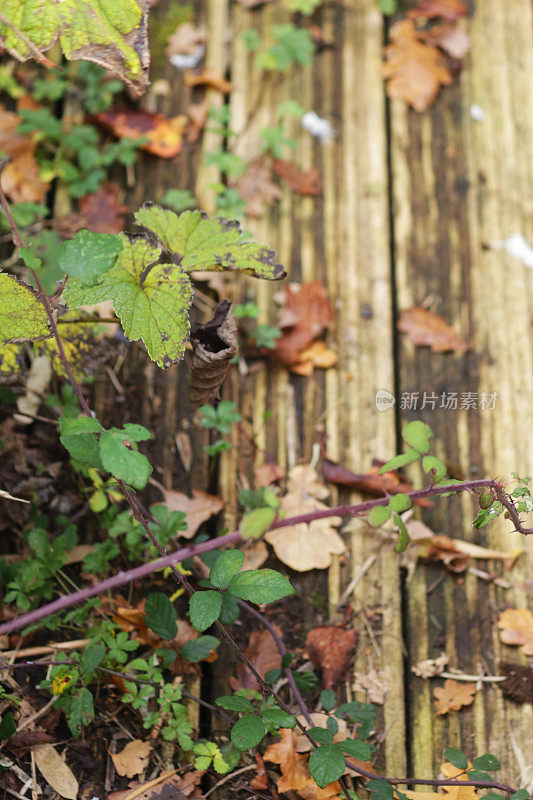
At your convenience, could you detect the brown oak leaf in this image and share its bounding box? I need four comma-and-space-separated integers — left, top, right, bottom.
305, 626, 358, 689
397, 307, 469, 352
382, 19, 453, 112
497, 608, 533, 656
273, 159, 323, 196
111, 740, 152, 778
433, 678, 476, 714
159, 489, 224, 538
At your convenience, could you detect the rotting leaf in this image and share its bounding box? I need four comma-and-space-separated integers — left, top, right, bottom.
273, 159, 323, 196
305, 627, 358, 690
234, 162, 282, 218
433, 678, 476, 714
189, 300, 238, 409
95, 108, 186, 158
497, 608, 533, 656
111, 740, 152, 778
274, 281, 333, 366
160, 488, 224, 538
0, 0, 151, 95
265, 464, 345, 572
382, 19, 453, 112
397, 307, 469, 352
230, 626, 282, 691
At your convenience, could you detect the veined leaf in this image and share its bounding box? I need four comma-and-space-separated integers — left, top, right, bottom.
134, 207, 285, 280
0, 0, 150, 95
64, 236, 193, 368
0, 273, 49, 343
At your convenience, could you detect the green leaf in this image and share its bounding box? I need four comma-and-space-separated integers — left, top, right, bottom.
468, 771, 491, 782
144, 593, 177, 640
0, 273, 49, 343
445, 748, 468, 770
189, 590, 222, 632
180, 635, 219, 663
231, 713, 267, 750
0, 712, 16, 742
227, 569, 294, 604
220, 591, 240, 624
320, 689, 337, 712
59, 416, 103, 469
67, 687, 94, 736
367, 780, 394, 800
134, 207, 285, 280
422, 455, 447, 481
80, 642, 106, 675
341, 739, 372, 760
209, 550, 245, 589
480, 795, 504, 800
57, 230, 122, 285
510, 791, 530, 800
472, 755, 500, 772
240, 507, 276, 539
0, 0, 150, 94
378, 448, 420, 474
388, 493, 412, 513
402, 421, 433, 453
368, 505, 391, 527
308, 744, 345, 788
394, 514, 410, 553
216, 695, 254, 713
259, 706, 296, 729
308, 727, 334, 744
99, 426, 152, 488
64, 235, 193, 369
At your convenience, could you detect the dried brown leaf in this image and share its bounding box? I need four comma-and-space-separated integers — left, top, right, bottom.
382, 19, 453, 112
305, 627, 358, 689
497, 608, 533, 656
290, 340, 338, 375
95, 108, 186, 158
0, 106, 49, 203
250, 754, 268, 791
189, 301, 238, 409
440, 761, 480, 800
230, 626, 282, 691
111, 740, 152, 778
33, 744, 78, 800
295, 713, 348, 752
397, 307, 469, 352
273, 159, 322, 196
420, 22, 470, 59
160, 489, 224, 538
275, 282, 333, 366
184, 68, 232, 94
433, 678, 476, 714
80, 183, 127, 234
264, 728, 342, 800
234, 162, 281, 218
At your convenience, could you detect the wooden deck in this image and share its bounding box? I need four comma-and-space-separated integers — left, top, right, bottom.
121, 0, 532, 787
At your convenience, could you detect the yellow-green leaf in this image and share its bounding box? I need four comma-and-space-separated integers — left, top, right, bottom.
34, 311, 101, 381
0, 0, 150, 95
0, 341, 25, 378
0, 272, 49, 344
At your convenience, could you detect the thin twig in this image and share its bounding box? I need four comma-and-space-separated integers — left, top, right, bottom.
204, 764, 257, 798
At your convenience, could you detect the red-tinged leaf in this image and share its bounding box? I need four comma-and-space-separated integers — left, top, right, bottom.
79, 183, 127, 234
407, 0, 468, 22
95, 108, 186, 158
305, 627, 358, 690
273, 160, 323, 196
275, 282, 333, 366
397, 307, 469, 352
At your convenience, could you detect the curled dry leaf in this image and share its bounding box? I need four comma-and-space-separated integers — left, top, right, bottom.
189, 301, 238, 409
265, 464, 345, 572
184, 68, 232, 94
497, 608, 533, 656
275, 282, 333, 366
407, 0, 468, 22
32, 744, 78, 800
111, 740, 152, 778
433, 678, 476, 714
397, 307, 469, 352
305, 626, 358, 689
234, 162, 282, 218
273, 159, 323, 196
382, 19, 453, 112
230, 626, 282, 691
251, 754, 268, 791
0, 106, 49, 203
160, 489, 224, 537
95, 108, 186, 158
264, 728, 343, 800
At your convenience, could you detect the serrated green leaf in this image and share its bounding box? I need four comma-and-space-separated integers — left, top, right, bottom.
64, 235, 193, 369
308, 727, 334, 744
468, 770, 491, 782
144, 593, 177, 640
388, 493, 412, 513
231, 713, 267, 750
216, 695, 254, 713
0, 273, 49, 343
309, 743, 345, 788
80, 642, 105, 675
134, 207, 285, 280
67, 687, 94, 736
422, 455, 447, 481
368, 505, 391, 527
240, 507, 276, 539
99, 426, 152, 488
378, 448, 420, 474
341, 739, 372, 760
57, 230, 122, 285
220, 591, 240, 624
189, 590, 222, 632
444, 747, 468, 770
510, 791, 530, 800
367, 780, 394, 800
402, 421, 433, 453
227, 569, 294, 604
59, 415, 103, 469
209, 550, 245, 589
259, 705, 296, 728
472, 755, 500, 772
180, 635, 219, 663
320, 689, 337, 712
0, 0, 150, 94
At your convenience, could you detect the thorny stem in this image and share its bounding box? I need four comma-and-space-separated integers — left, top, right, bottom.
0, 189, 524, 797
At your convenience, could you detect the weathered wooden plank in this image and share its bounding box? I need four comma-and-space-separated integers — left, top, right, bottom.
390, 0, 533, 782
